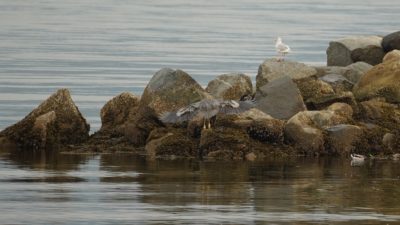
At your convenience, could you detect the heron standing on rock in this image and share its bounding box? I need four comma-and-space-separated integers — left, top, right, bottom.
160, 96, 255, 129
275, 37, 291, 61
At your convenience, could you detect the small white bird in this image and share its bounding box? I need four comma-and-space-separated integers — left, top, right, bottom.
350, 153, 366, 166
275, 37, 291, 61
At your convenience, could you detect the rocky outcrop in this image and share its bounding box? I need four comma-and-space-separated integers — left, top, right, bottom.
284, 109, 351, 155
0, 89, 90, 151
206, 73, 253, 100
353, 58, 400, 103
256, 59, 317, 90
327, 36, 383, 66
256, 76, 306, 120
382, 31, 400, 52
383, 50, 400, 62
315, 61, 373, 84
140, 68, 210, 115
100, 92, 140, 133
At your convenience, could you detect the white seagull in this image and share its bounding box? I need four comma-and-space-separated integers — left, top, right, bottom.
350, 153, 366, 166
275, 37, 291, 61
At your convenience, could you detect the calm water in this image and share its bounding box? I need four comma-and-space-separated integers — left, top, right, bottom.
0, 153, 399, 225
0, 0, 399, 131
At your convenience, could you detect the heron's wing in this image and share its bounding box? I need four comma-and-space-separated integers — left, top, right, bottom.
276, 43, 290, 53
219, 99, 255, 115
160, 102, 201, 124
159, 111, 180, 124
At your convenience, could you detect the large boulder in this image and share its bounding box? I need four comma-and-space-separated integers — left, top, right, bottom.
327, 36, 383, 66
140, 68, 210, 115
284, 109, 350, 155
353, 59, 400, 103
206, 73, 253, 100
255, 76, 306, 120
382, 31, 400, 52
383, 50, 400, 62
0, 89, 90, 151
100, 92, 140, 133
315, 61, 373, 84
256, 59, 317, 90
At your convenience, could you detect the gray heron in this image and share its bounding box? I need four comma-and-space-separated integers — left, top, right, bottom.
275, 37, 291, 61
160, 96, 255, 129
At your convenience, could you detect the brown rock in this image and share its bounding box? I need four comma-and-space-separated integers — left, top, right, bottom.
383, 50, 400, 62
325, 124, 363, 155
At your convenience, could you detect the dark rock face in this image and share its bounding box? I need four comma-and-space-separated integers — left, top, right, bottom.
353, 59, 400, 103
256, 59, 317, 90
0, 89, 90, 151
327, 36, 383, 66
140, 68, 210, 115
382, 31, 400, 52
206, 73, 253, 100
100, 92, 140, 133
256, 76, 306, 120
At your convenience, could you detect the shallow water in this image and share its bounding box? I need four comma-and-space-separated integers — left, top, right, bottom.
1, 0, 399, 132
0, 152, 399, 225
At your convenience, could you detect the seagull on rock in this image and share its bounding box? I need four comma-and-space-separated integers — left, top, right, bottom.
275, 37, 291, 61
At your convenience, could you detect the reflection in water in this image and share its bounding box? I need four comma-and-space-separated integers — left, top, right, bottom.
1, 152, 399, 224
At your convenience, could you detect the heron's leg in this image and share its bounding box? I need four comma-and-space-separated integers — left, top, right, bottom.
203, 118, 206, 129
208, 120, 211, 129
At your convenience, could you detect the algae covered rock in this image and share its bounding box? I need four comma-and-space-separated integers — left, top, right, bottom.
256, 76, 306, 120
206, 73, 253, 100
0, 89, 90, 151
353, 59, 400, 103
256, 59, 317, 90
140, 68, 209, 115
100, 92, 140, 132
358, 99, 400, 131
325, 124, 363, 155
327, 36, 383, 66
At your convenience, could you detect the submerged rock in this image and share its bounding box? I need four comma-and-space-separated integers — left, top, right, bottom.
140, 68, 209, 115
382, 31, 400, 52
256, 76, 306, 120
353, 59, 400, 103
206, 73, 253, 100
327, 36, 383, 66
0, 89, 89, 151
256, 59, 317, 90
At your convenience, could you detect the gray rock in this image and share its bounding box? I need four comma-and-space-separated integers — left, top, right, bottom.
319, 74, 354, 92
315, 61, 372, 84
325, 124, 363, 155
255, 76, 306, 120
256, 59, 317, 90
140, 68, 210, 115
206, 73, 253, 100
382, 31, 400, 52
0, 89, 90, 151
327, 35, 383, 66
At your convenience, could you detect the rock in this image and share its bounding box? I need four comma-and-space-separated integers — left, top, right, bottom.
315, 62, 372, 84
100, 92, 140, 132
305, 91, 358, 111
382, 31, 400, 52
256, 59, 317, 90
245, 152, 257, 161
237, 108, 274, 121
255, 76, 306, 120
245, 118, 285, 143
353, 59, 400, 103
327, 36, 383, 66
327, 103, 354, 120
319, 74, 354, 92
145, 128, 196, 158
206, 73, 253, 100
140, 68, 209, 115
358, 99, 400, 131
383, 50, 400, 62
382, 133, 395, 151
284, 109, 350, 154
0, 89, 90, 151
351, 45, 385, 66
296, 78, 335, 103
325, 124, 363, 155
199, 128, 250, 160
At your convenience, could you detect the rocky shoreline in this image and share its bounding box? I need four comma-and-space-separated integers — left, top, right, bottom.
1, 31, 399, 160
